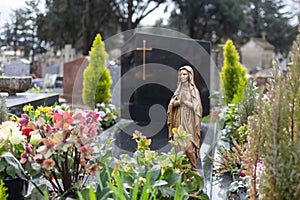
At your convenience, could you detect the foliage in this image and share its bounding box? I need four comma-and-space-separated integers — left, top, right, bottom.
236, 79, 257, 127
0, 121, 28, 179
228, 175, 249, 200
0, 179, 8, 200
211, 139, 245, 176
168, 0, 296, 56
220, 104, 247, 145
83, 130, 209, 200
0, 96, 8, 124
37, 0, 167, 53
82, 33, 112, 109
244, 28, 300, 199
243, 101, 264, 199
220, 39, 248, 104
37, 0, 118, 55
169, 0, 245, 42
95, 103, 120, 130
102, 0, 166, 39
9, 104, 103, 198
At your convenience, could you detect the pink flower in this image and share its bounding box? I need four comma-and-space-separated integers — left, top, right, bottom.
79, 143, 93, 154
20, 142, 34, 164
53, 111, 73, 130
238, 171, 246, 177
45, 124, 53, 132
19, 114, 29, 126
42, 158, 55, 170
88, 163, 102, 176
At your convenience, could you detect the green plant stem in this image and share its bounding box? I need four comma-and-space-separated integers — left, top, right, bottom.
80, 173, 88, 190
74, 148, 80, 183
63, 151, 71, 192
53, 157, 62, 173
44, 173, 58, 193
51, 171, 63, 193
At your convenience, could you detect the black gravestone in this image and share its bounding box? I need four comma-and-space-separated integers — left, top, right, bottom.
116, 32, 210, 152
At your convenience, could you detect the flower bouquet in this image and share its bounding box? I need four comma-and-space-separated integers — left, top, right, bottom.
14, 104, 103, 198
0, 121, 29, 199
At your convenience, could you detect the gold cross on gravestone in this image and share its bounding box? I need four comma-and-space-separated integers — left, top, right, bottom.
136, 40, 152, 80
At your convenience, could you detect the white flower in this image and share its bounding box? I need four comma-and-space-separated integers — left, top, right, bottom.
0, 121, 25, 145
9, 130, 26, 145
105, 108, 111, 114
100, 103, 105, 108
30, 132, 42, 146
99, 111, 106, 118
0, 121, 19, 137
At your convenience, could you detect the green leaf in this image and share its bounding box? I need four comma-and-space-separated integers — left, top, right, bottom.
150, 165, 161, 182
25, 183, 47, 199
130, 180, 140, 200
153, 180, 168, 187
159, 187, 175, 198
140, 172, 151, 200
1, 152, 27, 180
166, 173, 181, 186
184, 172, 204, 193
6, 165, 16, 177
0, 160, 6, 172
77, 191, 85, 200
89, 184, 97, 200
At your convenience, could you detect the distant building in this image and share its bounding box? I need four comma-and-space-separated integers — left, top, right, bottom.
240, 37, 275, 73
0, 46, 24, 64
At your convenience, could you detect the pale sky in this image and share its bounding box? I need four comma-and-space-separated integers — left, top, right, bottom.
0, 0, 169, 27
0, 0, 27, 26
1, 0, 296, 28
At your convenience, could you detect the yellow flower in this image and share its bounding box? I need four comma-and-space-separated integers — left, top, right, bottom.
35, 109, 41, 117
10, 116, 16, 121
44, 106, 52, 113
23, 104, 34, 112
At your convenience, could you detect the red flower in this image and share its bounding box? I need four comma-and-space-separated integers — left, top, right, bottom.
45, 124, 53, 132
22, 127, 34, 137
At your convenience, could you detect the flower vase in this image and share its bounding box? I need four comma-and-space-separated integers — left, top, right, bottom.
3, 176, 27, 200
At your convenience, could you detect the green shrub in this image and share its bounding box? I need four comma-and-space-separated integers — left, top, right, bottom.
245, 30, 300, 198
0, 179, 8, 200
220, 39, 248, 104
82, 33, 112, 108
82, 130, 209, 200
0, 96, 8, 124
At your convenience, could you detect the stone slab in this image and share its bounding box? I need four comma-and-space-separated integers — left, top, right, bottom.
4, 93, 59, 116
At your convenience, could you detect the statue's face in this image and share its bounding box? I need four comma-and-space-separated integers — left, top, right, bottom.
180, 69, 189, 83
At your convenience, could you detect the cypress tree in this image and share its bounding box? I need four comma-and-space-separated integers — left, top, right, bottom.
220, 39, 248, 104
82, 33, 112, 108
